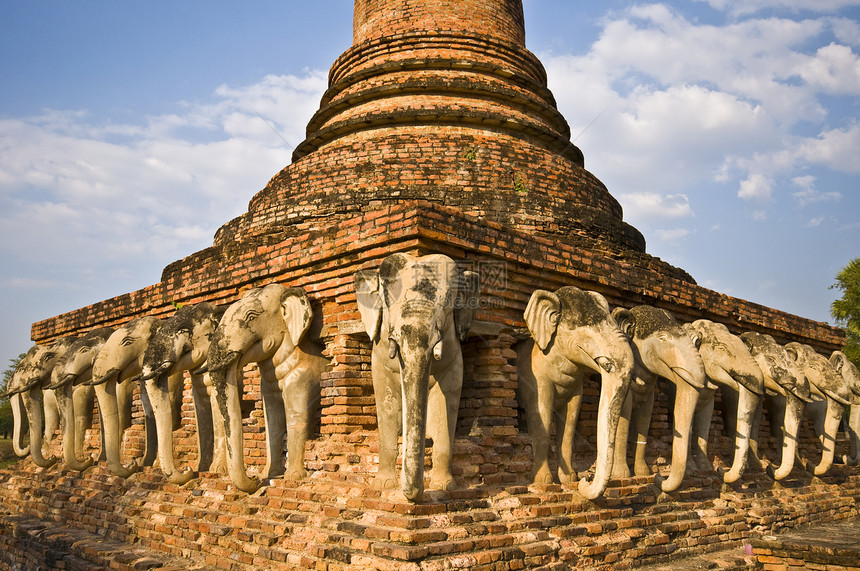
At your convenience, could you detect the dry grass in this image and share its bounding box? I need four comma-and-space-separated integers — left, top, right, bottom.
0, 437, 24, 469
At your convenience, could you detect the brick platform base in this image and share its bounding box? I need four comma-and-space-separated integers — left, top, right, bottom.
1, 461, 858, 570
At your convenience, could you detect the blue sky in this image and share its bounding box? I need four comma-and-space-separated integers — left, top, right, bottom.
1, 0, 859, 363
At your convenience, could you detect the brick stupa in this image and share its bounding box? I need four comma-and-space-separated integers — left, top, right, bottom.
5, 1, 855, 569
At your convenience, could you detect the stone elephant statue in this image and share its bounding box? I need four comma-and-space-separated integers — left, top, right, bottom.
683, 319, 764, 484
2, 338, 75, 468
740, 332, 811, 480
355, 253, 479, 502
786, 342, 852, 476
140, 302, 227, 484
830, 351, 860, 465
90, 316, 180, 477
610, 305, 707, 493
517, 286, 634, 499
45, 328, 113, 471
205, 284, 327, 493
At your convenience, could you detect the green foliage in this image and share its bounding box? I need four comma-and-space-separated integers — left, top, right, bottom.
0, 353, 26, 440
0, 401, 13, 440
1, 353, 26, 402
462, 147, 477, 161
831, 257, 860, 366
513, 173, 528, 194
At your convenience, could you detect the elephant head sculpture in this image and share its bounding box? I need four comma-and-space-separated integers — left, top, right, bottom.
611, 305, 707, 493
517, 286, 634, 499
3, 345, 41, 459
46, 328, 113, 471
140, 302, 227, 484
206, 284, 326, 493
739, 332, 811, 480
785, 341, 850, 476
683, 319, 764, 483
830, 351, 860, 465
90, 316, 166, 477
355, 253, 479, 502
3, 337, 75, 468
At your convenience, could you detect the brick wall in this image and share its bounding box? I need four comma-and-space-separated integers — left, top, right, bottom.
352, 0, 526, 46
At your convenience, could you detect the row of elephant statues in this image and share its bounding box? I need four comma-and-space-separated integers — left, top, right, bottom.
4, 253, 860, 503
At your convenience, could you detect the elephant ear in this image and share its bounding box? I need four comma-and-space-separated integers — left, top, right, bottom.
739, 332, 757, 354
784, 343, 801, 364
354, 270, 383, 342
280, 288, 313, 347
586, 290, 611, 314
454, 270, 480, 341
524, 290, 561, 352
830, 351, 847, 375
611, 307, 636, 341
682, 321, 705, 350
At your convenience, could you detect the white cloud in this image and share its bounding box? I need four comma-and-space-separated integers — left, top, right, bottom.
796, 43, 860, 94
618, 192, 693, 221
792, 175, 843, 205
544, 4, 859, 218
653, 228, 692, 242
696, 0, 860, 17
806, 216, 826, 227
796, 123, 860, 173
0, 71, 328, 276
738, 174, 774, 201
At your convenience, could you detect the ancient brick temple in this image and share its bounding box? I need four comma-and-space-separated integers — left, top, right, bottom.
2, 1, 857, 569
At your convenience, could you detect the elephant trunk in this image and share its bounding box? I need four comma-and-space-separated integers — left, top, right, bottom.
22, 389, 57, 468
400, 347, 431, 502
11, 393, 30, 457
579, 371, 628, 499
57, 386, 93, 471
809, 397, 843, 476
772, 393, 804, 480
211, 362, 260, 493
145, 374, 193, 485
93, 383, 137, 478
721, 384, 759, 484
660, 381, 699, 492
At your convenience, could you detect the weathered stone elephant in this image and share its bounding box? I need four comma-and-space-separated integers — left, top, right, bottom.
90, 316, 178, 477
2, 346, 48, 459
610, 305, 707, 493
355, 253, 479, 502
683, 319, 764, 484
786, 342, 852, 475
140, 302, 227, 484
205, 284, 327, 493
2, 338, 76, 467
46, 328, 113, 471
516, 286, 634, 499
739, 332, 811, 480
831, 351, 860, 466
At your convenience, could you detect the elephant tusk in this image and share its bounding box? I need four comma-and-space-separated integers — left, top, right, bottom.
87, 369, 118, 386
140, 361, 173, 381
388, 339, 399, 360
432, 340, 443, 361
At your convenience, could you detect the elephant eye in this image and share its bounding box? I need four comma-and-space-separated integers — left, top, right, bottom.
595, 356, 615, 373
244, 310, 261, 322
120, 336, 136, 346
